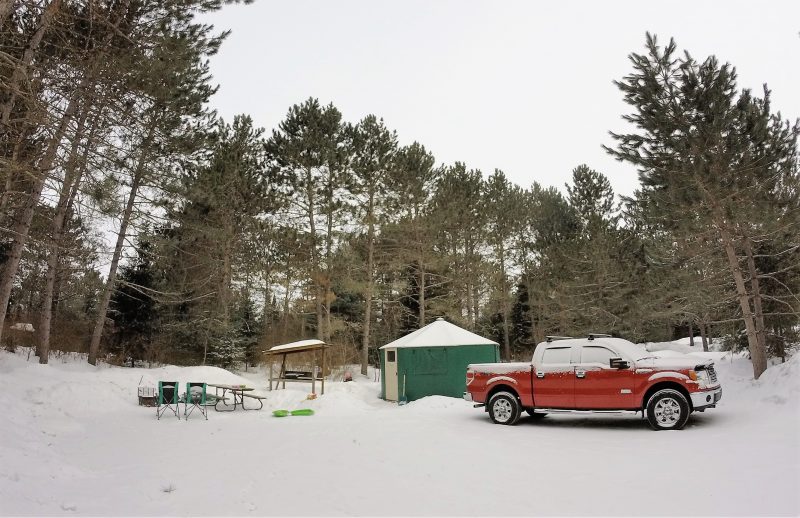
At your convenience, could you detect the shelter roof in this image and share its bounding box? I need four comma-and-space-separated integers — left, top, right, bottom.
266, 339, 330, 355
379, 318, 498, 349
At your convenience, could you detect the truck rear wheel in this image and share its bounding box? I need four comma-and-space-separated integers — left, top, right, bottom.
488, 391, 521, 425
646, 389, 690, 430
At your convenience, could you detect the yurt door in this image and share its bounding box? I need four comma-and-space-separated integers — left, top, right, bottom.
384, 349, 399, 401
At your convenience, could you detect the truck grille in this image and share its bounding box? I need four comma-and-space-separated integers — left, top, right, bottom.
708, 364, 718, 384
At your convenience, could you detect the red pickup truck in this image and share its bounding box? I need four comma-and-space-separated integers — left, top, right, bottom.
464, 336, 722, 430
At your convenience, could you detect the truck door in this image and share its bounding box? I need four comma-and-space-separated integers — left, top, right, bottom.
532, 346, 574, 408
573, 345, 636, 409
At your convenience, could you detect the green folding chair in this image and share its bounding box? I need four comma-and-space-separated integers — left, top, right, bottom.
184, 382, 208, 420
157, 381, 180, 420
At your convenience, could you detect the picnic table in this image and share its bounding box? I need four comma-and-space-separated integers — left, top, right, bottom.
207, 384, 266, 411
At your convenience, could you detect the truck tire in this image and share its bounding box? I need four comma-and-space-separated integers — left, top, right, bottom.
646, 389, 690, 430
488, 391, 521, 425
526, 409, 546, 419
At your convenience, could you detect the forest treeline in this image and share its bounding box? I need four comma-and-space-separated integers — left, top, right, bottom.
1, 2, 798, 379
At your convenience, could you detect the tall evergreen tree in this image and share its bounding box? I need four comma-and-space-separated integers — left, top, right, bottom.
483, 169, 524, 359
385, 142, 440, 329
350, 115, 397, 375
88, 11, 225, 365
265, 98, 345, 341
606, 33, 799, 378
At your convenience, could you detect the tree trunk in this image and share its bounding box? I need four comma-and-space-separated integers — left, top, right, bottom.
0, 82, 82, 347
1, 0, 62, 125
305, 171, 323, 341
87, 123, 156, 365
324, 179, 334, 342
282, 271, 291, 338
743, 236, 768, 362
499, 245, 510, 360
414, 213, 426, 328
465, 237, 474, 326
37, 100, 90, 363
699, 319, 709, 352
261, 270, 272, 339
0, 0, 128, 348
361, 191, 376, 376
418, 262, 425, 328
219, 235, 233, 326
0, 135, 27, 226
696, 168, 766, 378
688, 320, 694, 347
718, 227, 767, 379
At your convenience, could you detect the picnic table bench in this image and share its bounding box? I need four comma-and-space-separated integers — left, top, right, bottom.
241, 393, 267, 410
282, 370, 324, 381
208, 384, 265, 411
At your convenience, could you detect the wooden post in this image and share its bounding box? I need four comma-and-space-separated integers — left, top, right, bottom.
322, 347, 326, 395
281, 354, 287, 389
311, 349, 316, 395
268, 353, 273, 391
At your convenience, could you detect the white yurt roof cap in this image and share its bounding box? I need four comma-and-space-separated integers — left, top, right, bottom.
379, 318, 498, 349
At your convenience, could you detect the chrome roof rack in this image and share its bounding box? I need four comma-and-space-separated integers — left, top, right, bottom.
587, 333, 612, 341
545, 335, 574, 342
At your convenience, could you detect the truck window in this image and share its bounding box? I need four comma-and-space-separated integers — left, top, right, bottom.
580, 346, 615, 365
542, 347, 571, 364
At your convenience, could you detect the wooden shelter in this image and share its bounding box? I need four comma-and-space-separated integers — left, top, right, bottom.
265, 339, 331, 395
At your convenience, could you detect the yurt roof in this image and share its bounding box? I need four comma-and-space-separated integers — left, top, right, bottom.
379, 318, 498, 349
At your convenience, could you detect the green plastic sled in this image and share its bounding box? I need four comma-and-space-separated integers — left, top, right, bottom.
272, 409, 314, 417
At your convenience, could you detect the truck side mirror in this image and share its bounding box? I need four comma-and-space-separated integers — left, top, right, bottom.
610, 357, 629, 369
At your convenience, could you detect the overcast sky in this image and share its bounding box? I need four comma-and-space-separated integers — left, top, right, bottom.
199, 1, 800, 199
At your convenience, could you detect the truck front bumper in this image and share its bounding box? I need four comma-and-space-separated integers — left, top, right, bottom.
691, 387, 722, 410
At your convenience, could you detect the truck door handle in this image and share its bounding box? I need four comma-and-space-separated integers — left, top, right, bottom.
575, 369, 586, 378
535, 372, 545, 378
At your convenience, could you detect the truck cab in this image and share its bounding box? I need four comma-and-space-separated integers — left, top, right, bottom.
465, 336, 722, 430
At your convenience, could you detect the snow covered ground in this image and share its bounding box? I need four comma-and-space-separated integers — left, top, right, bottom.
1, 346, 798, 516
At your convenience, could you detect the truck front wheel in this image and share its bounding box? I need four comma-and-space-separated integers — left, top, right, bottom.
646, 389, 690, 430
488, 391, 521, 425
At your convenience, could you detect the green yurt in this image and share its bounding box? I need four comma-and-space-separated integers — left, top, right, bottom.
379, 318, 500, 402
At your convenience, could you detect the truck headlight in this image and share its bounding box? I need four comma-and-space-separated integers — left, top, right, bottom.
689, 369, 711, 388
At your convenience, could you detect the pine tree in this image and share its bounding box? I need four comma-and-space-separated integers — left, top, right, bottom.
605, 33, 799, 378
109, 233, 160, 365
265, 98, 345, 341
430, 163, 486, 328
385, 142, 440, 328
88, 9, 225, 365
566, 164, 616, 235
350, 115, 397, 375
157, 115, 271, 364
483, 169, 524, 359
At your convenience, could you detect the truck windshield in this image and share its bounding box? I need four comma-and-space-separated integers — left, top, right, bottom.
608, 340, 650, 361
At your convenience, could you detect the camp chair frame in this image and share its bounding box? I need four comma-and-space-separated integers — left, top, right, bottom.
184, 382, 208, 420
157, 381, 181, 420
